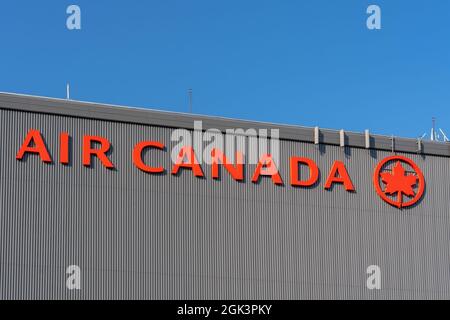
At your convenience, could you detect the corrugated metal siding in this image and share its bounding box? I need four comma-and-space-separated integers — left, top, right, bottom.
1, 108, 450, 299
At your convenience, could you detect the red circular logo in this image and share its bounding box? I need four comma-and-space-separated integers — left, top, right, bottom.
373, 155, 425, 208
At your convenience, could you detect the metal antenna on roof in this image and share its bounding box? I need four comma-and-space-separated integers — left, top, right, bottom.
66, 83, 70, 100
426, 117, 449, 142
188, 88, 192, 113
431, 117, 436, 141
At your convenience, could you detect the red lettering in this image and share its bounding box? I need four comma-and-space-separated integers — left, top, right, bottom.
82, 135, 114, 168
290, 157, 319, 187
252, 154, 283, 185
171, 146, 204, 177
16, 129, 52, 163
324, 161, 355, 191
211, 148, 244, 181
60, 132, 70, 165
133, 141, 165, 173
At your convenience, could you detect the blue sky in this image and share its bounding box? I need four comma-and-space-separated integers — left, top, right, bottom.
1, 1, 449, 138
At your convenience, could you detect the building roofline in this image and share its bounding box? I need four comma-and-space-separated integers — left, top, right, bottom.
1, 91, 449, 158
0, 91, 333, 133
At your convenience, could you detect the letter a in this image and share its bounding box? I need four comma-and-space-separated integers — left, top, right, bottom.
66, 265, 81, 290
66, 5, 81, 30
366, 265, 381, 290
366, 5, 381, 30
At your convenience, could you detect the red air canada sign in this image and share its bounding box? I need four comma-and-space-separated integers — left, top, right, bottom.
15, 129, 425, 209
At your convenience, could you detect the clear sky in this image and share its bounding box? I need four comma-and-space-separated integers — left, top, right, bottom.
1, 1, 449, 138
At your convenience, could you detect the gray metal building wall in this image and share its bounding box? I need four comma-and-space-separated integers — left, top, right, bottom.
1, 93, 450, 299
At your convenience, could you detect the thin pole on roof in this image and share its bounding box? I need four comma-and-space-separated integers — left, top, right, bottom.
66, 83, 70, 100
431, 117, 436, 141
188, 88, 192, 113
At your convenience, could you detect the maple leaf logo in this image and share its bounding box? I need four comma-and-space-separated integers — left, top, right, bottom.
373, 156, 425, 208
379, 161, 418, 208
